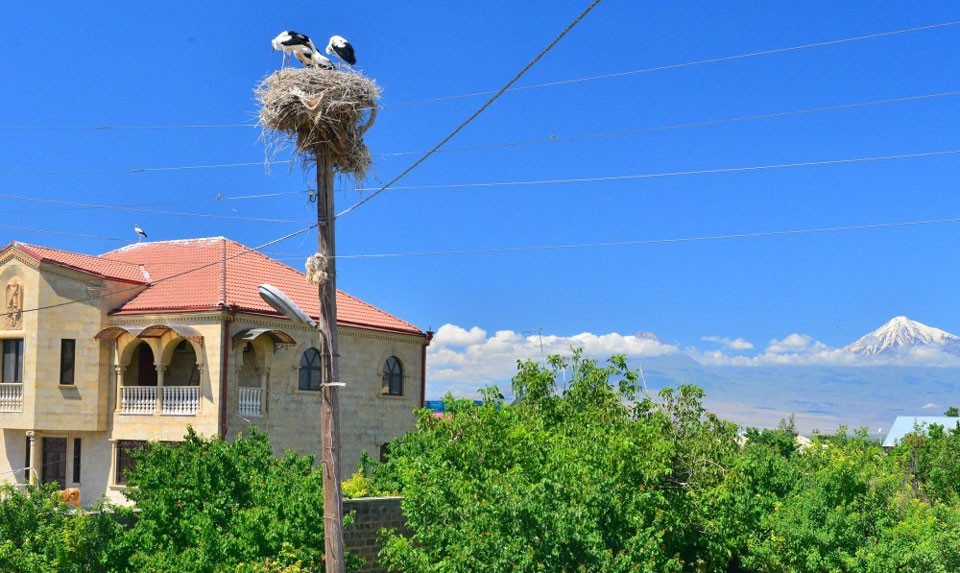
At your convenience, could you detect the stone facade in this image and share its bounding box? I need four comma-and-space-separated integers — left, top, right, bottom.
0, 242, 428, 506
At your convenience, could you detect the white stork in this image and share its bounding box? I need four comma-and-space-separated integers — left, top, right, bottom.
326, 35, 356, 68
134, 226, 147, 242
271, 31, 318, 67
297, 45, 334, 70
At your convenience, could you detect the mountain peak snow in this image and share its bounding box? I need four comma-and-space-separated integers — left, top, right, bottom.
844, 316, 960, 356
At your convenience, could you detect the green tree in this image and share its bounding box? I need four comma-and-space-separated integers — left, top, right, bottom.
374, 352, 740, 572
0, 483, 126, 572
121, 427, 328, 573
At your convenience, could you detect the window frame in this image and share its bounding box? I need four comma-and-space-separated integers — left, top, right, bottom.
2, 338, 24, 384
72, 438, 82, 484
381, 356, 403, 396
298, 348, 323, 391
60, 339, 76, 386
115, 440, 146, 486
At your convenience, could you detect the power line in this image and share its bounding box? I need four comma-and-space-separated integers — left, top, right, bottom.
0, 123, 256, 131
2, 19, 952, 131
355, 149, 960, 192
329, 217, 960, 259
4, 89, 954, 178
0, 194, 305, 223
0, 160, 283, 177
375, 90, 960, 158
335, 0, 606, 219
1, 191, 305, 216
383, 20, 960, 108
0, 225, 127, 242
14, 224, 318, 317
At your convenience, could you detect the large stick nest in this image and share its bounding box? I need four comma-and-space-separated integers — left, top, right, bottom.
256, 67, 380, 180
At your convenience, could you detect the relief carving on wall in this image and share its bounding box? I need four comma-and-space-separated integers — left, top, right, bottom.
5, 278, 22, 329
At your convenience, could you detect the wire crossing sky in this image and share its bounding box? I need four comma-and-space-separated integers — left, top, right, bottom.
1, 1, 959, 366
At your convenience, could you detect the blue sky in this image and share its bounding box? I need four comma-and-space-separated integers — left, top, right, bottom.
2, 2, 960, 400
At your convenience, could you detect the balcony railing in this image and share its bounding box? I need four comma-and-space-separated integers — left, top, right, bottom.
0, 383, 23, 413
120, 386, 199, 415
162, 386, 200, 416
238, 387, 263, 417
120, 386, 156, 415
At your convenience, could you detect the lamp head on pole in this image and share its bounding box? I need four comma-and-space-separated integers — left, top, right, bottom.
258, 284, 318, 328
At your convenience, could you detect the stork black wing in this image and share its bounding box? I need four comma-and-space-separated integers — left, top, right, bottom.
333, 42, 356, 65
282, 31, 313, 47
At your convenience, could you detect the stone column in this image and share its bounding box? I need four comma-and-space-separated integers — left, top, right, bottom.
25, 431, 37, 485
156, 365, 167, 414
258, 368, 267, 416
114, 366, 124, 413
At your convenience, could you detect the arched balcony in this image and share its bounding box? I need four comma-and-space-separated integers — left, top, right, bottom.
96, 324, 204, 416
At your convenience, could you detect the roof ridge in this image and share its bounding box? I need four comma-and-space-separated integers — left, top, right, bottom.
101, 236, 229, 256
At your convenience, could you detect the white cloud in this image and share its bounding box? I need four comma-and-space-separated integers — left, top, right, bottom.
766, 333, 824, 355
426, 324, 678, 396
702, 336, 754, 350
426, 324, 960, 398
433, 324, 488, 347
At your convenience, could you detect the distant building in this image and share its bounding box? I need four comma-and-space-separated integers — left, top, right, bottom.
0, 237, 430, 505
881, 416, 960, 449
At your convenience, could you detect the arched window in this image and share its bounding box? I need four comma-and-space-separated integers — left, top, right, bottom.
381, 356, 403, 396
299, 348, 323, 391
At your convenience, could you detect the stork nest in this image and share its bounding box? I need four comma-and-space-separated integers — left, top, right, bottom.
256, 67, 380, 180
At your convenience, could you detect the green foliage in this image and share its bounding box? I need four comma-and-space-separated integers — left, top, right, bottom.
374, 352, 741, 572
6, 355, 960, 572
121, 427, 327, 573
0, 483, 126, 572
341, 469, 372, 499
944, 406, 959, 417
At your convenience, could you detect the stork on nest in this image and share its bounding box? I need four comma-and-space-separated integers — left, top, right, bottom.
256, 66, 379, 180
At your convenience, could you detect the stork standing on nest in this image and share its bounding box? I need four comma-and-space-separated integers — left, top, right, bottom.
272, 31, 334, 69
326, 35, 356, 68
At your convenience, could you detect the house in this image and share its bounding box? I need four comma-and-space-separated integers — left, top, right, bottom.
0, 237, 430, 505
881, 416, 960, 449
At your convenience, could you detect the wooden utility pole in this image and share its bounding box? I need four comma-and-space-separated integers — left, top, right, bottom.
316, 146, 345, 573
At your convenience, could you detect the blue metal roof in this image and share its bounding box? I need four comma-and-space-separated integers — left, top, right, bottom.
882, 416, 960, 448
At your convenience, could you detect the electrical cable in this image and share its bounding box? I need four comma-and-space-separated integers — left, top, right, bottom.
355, 149, 960, 192
0, 20, 955, 129
335, 0, 606, 219
375, 90, 960, 158
0, 161, 283, 177
329, 216, 960, 259
0, 194, 304, 223
0, 225, 127, 242
384, 21, 960, 108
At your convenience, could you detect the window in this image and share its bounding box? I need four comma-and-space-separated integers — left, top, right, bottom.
2, 339, 23, 384
60, 339, 76, 386
72, 438, 81, 484
298, 348, 323, 391
381, 357, 403, 396
42, 438, 67, 489
23, 436, 30, 482
115, 440, 146, 485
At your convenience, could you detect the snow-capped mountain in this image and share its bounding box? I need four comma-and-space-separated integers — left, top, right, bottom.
844, 316, 960, 356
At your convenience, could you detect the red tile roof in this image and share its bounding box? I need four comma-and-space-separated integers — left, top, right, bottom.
3, 238, 422, 336
10, 242, 147, 283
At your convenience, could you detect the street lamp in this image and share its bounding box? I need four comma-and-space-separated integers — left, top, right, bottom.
258, 282, 345, 568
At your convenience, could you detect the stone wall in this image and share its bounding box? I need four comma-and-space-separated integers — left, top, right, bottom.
343, 496, 408, 573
